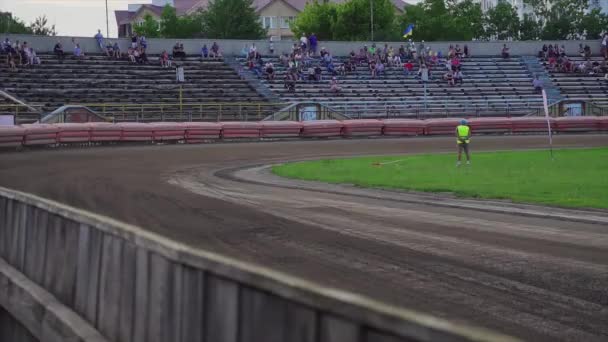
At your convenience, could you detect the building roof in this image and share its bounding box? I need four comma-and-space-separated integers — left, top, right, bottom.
174, 0, 201, 14
185, 0, 410, 14
115, 4, 164, 26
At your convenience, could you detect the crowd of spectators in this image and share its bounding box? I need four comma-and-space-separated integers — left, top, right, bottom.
538, 39, 607, 76
1, 38, 41, 70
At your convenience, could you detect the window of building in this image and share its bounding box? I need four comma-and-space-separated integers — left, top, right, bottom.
262, 16, 278, 29
281, 16, 295, 29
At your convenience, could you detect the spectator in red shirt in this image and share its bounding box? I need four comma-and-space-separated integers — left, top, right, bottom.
403, 60, 413, 76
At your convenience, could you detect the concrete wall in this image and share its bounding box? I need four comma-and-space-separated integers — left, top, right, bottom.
0, 186, 517, 342
3, 33, 603, 57
0, 308, 39, 342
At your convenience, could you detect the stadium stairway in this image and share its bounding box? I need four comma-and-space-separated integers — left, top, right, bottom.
521, 55, 562, 104
0, 54, 283, 123
240, 55, 544, 119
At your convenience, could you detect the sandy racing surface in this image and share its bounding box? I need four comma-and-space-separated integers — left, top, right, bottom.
1, 134, 607, 341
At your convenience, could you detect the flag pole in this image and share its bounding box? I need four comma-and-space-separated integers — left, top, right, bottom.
541, 89, 554, 160
105, 0, 110, 38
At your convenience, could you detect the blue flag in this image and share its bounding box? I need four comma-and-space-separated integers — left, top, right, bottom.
403, 24, 414, 38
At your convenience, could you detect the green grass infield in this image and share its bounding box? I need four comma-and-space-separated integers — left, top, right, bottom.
272, 148, 608, 209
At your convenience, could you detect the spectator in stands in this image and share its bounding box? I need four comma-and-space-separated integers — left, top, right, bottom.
307, 66, 316, 82
73, 43, 85, 59
54, 41, 65, 61
284, 69, 296, 92
1, 38, 10, 53
201, 44, 209, 59
314, 64, 322, 82
309, 33, 318, 55
559, 45, 566, 57
329, 77, 341, 93
7, 51, 17, 71
454, 69, 464, 85
584, 44, 591, 59
455, 44, 462, 58
451, 56, 460, 71
249, 43, 257, 57
300, 35, 308, 51
138, 47, 149, 64
376, 61, 385, 77
112, 41, 120, 59
539, 44, 548, 59
269, 39, 274, 55
369, 60, 377, 78
139, 36, 147, 50
501, 44, 510, 59
443, 70, 455, 86
94, 29, 104, 51
403, 60, 413, 76
533, 76, 543, 93
210, 42, 221, 58
105, 42, 114, 58
391, 54, 402, 68
127, 48, 136, 63
320, 47, 328, 58
131, 34, 138, 49
327, 61, 337, 76
418, 64, 429, 82
265, 62, 275, 80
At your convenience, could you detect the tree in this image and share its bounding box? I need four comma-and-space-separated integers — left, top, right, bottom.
332, 0, 398, 41
30, 15, 56, 36
448, 0, 485, 40
519, 14, 541, 40
290, 1, 339, 40
579, 8, 608, 39
0, 12, 32, 34
201, 0, 266, 39
134, 14, 160, 38
485, 2, 520, 40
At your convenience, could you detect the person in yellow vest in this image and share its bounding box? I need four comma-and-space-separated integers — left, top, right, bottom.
456, 119, 471, 166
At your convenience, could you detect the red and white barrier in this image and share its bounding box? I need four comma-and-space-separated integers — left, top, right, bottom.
468, 117, 512, 134
221, 122, 260, 139
425, 118, 465, 135
342, 119, 384, 137
301, 120, 344, 137
554, 116, 599, 132
149, 122, 186, 141
21, 124, 59, 146
260, 121, 303, 138
117, 123, 154, 142
381, 119, 425, 136
88, 122, 123, 142
0, 125, 25, 147
56, 123, 91, 143
2, 117, 605, 150
181, 122, 222, 143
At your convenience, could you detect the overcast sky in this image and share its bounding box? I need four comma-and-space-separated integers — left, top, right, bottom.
1, 0, 152, 38
2, 0, 417, 39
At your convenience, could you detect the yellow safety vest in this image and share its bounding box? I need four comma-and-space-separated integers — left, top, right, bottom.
456, 125, 470, 144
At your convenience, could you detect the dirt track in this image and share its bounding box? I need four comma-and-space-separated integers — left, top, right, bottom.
1, 135, 607, 342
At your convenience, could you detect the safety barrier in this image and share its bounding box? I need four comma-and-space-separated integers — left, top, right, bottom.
1, 117, 606, 149
0, 187, 517, 342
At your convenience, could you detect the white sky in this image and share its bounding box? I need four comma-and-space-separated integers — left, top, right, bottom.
1, 0, 419, 39
1, 0, 152, 38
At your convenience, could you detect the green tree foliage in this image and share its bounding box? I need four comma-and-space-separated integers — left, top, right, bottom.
519, 14, 541, 40
399, 0, 483, 41
333, 0, 398, 41
29, 15, 56, 36
0, 12, 32, 34
485, 2, 520, 40
290, 1, 339, 40
579, 8, 608, 39
540, 0, 587, 39
134, 14, 160, 38
201, 0, 266, 39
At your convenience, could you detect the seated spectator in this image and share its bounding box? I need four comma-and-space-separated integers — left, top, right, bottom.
451, 57, 460, 71
454, 69, 464, 84
131, 34, 138, 49
127, 48, 136, 63
578, 44, 586, 58
376, 61, 385, 76
172, 42, 181, 57
344, 60, 355, 73
94, 29, 104, 51
584, 44, 591, 59
112, 41, 120, 59
322, 53, 332, 66
1, 38, 11, 53
284, 70, 296, 92
329, 77, 341, 93
73, 43, 85, 59
336, 64, 346, 76
314, 65, 322, 82
327, 61, 337, 76
398, 45, 406, 59
501, 44, 510, 59
265, 62, 275, 80
463, 45, 469, 58
139, 36, 147, 50
539, 44, 548, 59
268, 39, 274, 55
559, 45, 566, 57
294, 52, 302, 68
533, 76, 543, 93
7, 51, 16, 71
105, 42, 113, 58
455, 44, 462, 58
576, 60, 589, 73
443, 70, 455, 86
201, 44, 209, 58
320, 47, 328, 58
139, 48, 149, 64
210, 42, 221, 58
54, 41, 65, 60
307, 66, 316, 82
403, 60, 413, 76
369, 60, 377, 78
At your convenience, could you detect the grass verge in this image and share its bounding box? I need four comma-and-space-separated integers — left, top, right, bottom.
272, 148, 608, 209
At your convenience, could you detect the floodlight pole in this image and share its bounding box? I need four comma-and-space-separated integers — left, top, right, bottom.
370, 0, 374, 41
105, 0, 110, 38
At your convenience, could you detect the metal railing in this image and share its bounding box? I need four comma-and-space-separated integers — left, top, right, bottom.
525, 100, 608, 117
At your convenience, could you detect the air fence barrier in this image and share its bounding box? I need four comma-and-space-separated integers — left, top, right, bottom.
0, 187, 519, 342
1, 117, 608, 149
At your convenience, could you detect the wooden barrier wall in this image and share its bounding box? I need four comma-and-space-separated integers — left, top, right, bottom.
0, 186, 517, 342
